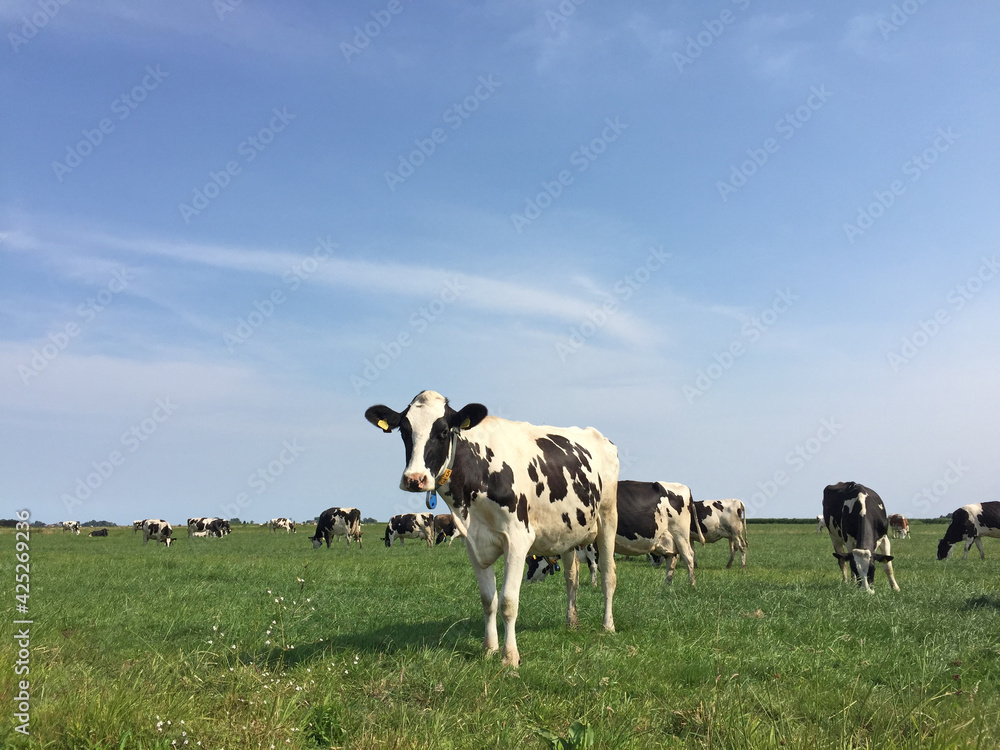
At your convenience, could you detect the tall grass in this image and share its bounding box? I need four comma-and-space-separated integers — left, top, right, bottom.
2, 523, 998, 748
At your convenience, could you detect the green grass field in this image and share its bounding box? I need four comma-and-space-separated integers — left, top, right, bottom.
2, 522, 999, 749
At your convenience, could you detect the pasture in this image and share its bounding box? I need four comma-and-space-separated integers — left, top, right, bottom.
2, 522, 999, 749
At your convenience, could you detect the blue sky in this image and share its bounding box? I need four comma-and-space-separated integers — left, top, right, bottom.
3, 0, 998, 527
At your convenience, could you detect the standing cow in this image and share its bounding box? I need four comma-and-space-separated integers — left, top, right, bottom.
691, 498, 748, 569
269, 517, 296, 533
311, 507, 363, 549
937, 502, 1000, 560
133, 519, 144, 533
366, 390, 619, 666
142, 519, 174, 547
61, 521, 81, 534
822, 481, 899, 592
434, 514, 461, 546
616, 481, 704, 586
888, 514, 909, 539
816, 514, 825, 533
384, 513, 435, 547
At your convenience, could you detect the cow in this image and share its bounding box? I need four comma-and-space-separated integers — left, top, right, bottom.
614, 480, 704, 586
133, 519, 144, 533
434, 514, 461, 546
269, 517, 296, 533
61, 521, 80, 534
142, 519, 173, 547
816, 514, 825, 533
691, 499, 748, 569
525, 555, 561, 582
888, 513, 910, 539
310, 507, 363, 549
366, 390, 619, 666
187, 517, 230, 537
89, 528, 108, 537
822, 481, 899, 592
937, 502, 1000, 561
384, 513, 435, 547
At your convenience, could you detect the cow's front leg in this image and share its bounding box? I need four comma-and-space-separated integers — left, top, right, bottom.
467, 545, 499, 656
561, 550, 580, 629
498, 544, 532, 666
975, 537, 986, 560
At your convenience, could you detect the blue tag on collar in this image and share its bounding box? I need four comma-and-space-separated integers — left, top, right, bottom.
426, 491, 437, 510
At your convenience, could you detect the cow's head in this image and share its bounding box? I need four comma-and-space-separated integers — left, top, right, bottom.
936, 538, 954, 561
833, 550, 892, 591
366, 391, 488, 493
383, 524, 392, 547
162, 535, 173, 547
525, 556, 561, 583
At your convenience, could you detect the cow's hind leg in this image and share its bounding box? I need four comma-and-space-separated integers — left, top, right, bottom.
975, 537, 986, 560
562, 550, 580, 629
726, 538, 736, 569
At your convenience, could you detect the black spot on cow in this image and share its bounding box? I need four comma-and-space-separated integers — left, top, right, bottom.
576, 508, 587, 527
561, 512, 572, 530
616, 481, 663, 541
978, 503, 1000, 530
527, 464, 538, 483
691, 498, 715, 536
534, 435, 597, 507
665, 490, 684, 515
487, 462, 519, 516
516, 494, 529, 529
711, 500, 724, 512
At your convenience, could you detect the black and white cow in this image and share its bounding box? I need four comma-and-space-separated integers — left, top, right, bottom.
822, 481, 899, 592
384, 513, 435, 547
615, 480, 704, 586
366, 390, 619, 666
61, 521, 80, 534
816, 514, 825, 533
89, 528, 108, 537
133, 519, 144, 533
434, 514, 461, 546
187, 517, 229, 538
525, 546, 598, 585
142, 519, 173, 547
311, 507, 363, 549
937, 502, 1000, 561
269, 517, 296, 533
691, 499, 748, 569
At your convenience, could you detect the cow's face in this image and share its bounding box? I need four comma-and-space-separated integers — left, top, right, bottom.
366, 391, 487, 492
936, 538, 953, 560
163, 536, 173, 547
311, 536, 323, 549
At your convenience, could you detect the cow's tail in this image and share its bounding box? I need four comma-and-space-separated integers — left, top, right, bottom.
689, 491, 705, 546
738, 500, 748, 547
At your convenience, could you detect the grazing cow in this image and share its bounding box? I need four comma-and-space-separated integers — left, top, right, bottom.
61, 521, 81, 534
89, 528, 108, 537
691, 499, 748, 569
816, 514, 825, 533
822, 481, 899, 593
269, 517, 296, 533
142, 519, 173, 547
384, 513, 435, 547
366, 390, 619, 666
937, 502, 1000, 561
615, 481, 704, 586
434, 514, 461, 546
525, 555, 561, 582
133, 519, 144, 533
187, 517, 230, 537
888, 513, 910, 539
310, 507, 363, 549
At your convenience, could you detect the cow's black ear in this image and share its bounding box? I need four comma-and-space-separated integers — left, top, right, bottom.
832, 552, 850, 561
873, 554, 894, 563
451, 403, 488, 431
365, 405, 401, 433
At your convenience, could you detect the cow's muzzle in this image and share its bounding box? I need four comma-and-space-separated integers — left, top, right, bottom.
401, 472, 430, 492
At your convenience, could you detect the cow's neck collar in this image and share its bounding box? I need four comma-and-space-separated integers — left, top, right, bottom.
426, 427, 461, 509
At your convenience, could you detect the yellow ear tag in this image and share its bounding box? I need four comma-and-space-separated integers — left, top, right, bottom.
439, 468, 452, 483
460, 418, 471, 429
377, 419, 390, 432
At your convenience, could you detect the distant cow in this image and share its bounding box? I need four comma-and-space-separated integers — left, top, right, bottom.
434, 514, 460, 546
823, 481, 899, 592
525, 555, 561, 583
816, 514, 825, 533
89, 528, 108, 537
366, 390, 619, 666
615, 480, 704, 586
269, 517, 296, 533
691, 499, 748, 569
311, 507, 363, 549
142, 519, 173, 547
187, 517, 229, 538
888, 514, 910, 539
937, 502, 1000, 561
61, 521, 80, 534
384, 513, 435, 547
133, 519, 144, 533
